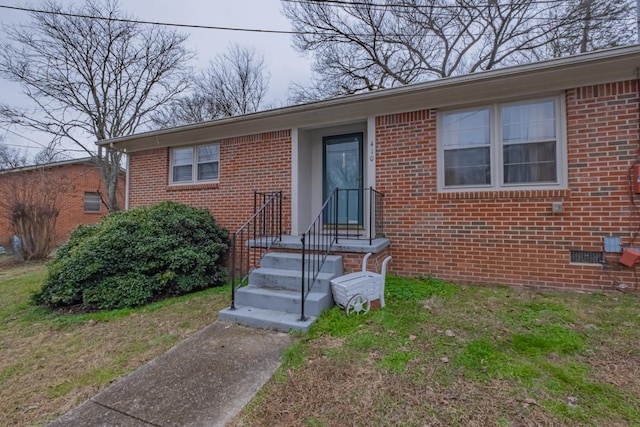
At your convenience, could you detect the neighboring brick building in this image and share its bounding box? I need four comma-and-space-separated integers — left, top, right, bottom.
101, 46, 640, 292
0, 158, 125, 250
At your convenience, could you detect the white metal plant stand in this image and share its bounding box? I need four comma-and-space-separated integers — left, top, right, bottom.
330, 253, 392, 316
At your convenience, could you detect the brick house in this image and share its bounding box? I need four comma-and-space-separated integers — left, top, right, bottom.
0, 157, 125, 251
100, 46, 640, 329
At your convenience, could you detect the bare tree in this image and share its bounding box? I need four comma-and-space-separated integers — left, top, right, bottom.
0, 165, 74, 260
33, 145, 65, 165
153, 94, 221, 128
543, 0, 635, 57
154, 45, 270, 127
0, 138, 68, 170
208, 45, 270, 117
0, 142, 27, 171
282, 0, 635, 101
0, 0, 193, 211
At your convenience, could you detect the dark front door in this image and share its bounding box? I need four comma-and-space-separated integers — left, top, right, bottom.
323, 133, 363, 227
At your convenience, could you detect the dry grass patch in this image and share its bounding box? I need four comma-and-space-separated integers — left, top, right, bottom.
231, 278, 640, 427
0, 262, 230, 426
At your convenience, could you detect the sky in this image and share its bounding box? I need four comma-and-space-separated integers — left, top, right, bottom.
0, 0, 312, 158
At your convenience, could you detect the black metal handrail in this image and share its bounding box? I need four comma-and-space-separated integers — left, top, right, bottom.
330, 187, 386, 245
230, 191, 282, 310
371, 187, 386, 242
300, 188, 338, 321
299, 187, 385, 321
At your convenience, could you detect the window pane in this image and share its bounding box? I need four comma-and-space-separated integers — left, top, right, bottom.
198, 144, 219, 162
443, 109, 490, 148
198, 162, 219, 181
84, 192, 101, 213
172, 147, 193, 166
444, 147, 491, 186
173, 164, 192, 182
502, 100, 555, 143
503, 141, 557, 184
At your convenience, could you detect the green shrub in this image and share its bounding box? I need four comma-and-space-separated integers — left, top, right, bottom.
33, 201, 228, 310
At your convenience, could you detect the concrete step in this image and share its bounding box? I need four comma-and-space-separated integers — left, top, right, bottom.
260, 252, 343, 276
218, 306, 316, 333
219, 251, 343, 333
234, 285, 334, 317
249, 268, 335, 292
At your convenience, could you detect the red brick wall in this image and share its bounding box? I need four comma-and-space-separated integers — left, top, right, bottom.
0, 162, 125, 249
341, 249, 392, 277
375, 81, 640, 291
126, 81, 640, 291
128, 130, 292, 233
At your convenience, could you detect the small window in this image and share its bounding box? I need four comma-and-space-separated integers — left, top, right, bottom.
84, 192, 101, 213
170, 143, 220, 184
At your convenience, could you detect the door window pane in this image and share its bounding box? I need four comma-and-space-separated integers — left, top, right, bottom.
323, 134, 363, 226
325, 140, 360, 191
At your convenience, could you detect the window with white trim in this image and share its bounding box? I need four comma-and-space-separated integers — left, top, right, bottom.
170, 143, 220, 184
438, 97, 565, 191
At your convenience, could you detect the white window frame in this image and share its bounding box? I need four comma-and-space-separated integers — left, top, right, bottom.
169, 143, 220, 185
437, 95, 567, 192
83, 192, 102, 213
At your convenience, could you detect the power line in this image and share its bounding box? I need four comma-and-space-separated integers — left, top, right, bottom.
0, 127, 86, 156
0, 126, 50, 149
0, 1, 631, 38
282, 0, 570, 7
0, 2, 630, 55
282, 0, 635, 26
0, 4, 301, 35
282, 0, 634, 15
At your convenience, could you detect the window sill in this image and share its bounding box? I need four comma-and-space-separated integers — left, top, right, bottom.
167, 182, 219, 192
437, 189, 570, 200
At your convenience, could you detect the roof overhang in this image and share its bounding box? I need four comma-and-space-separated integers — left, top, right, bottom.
0, 156, 96, 175
100, 45, 640, 153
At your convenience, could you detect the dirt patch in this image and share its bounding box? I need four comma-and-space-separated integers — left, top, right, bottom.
588, 348, 640, 393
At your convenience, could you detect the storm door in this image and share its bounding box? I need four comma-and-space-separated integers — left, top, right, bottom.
323, 133, 364, 227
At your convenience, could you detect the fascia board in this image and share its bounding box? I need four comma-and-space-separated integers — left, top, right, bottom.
101, 45, 640, 153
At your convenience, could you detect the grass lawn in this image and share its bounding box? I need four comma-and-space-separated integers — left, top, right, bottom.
231, 277, 640, 427
2, 259, 640, 426
0, 259, 231, 426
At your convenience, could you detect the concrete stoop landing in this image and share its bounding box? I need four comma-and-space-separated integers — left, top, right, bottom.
218, 252, 342, 332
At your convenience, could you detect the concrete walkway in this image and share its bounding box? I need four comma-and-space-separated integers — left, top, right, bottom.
48, 321, 292, 427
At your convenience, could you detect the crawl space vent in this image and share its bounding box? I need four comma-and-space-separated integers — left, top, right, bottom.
570, 250, 603, 264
